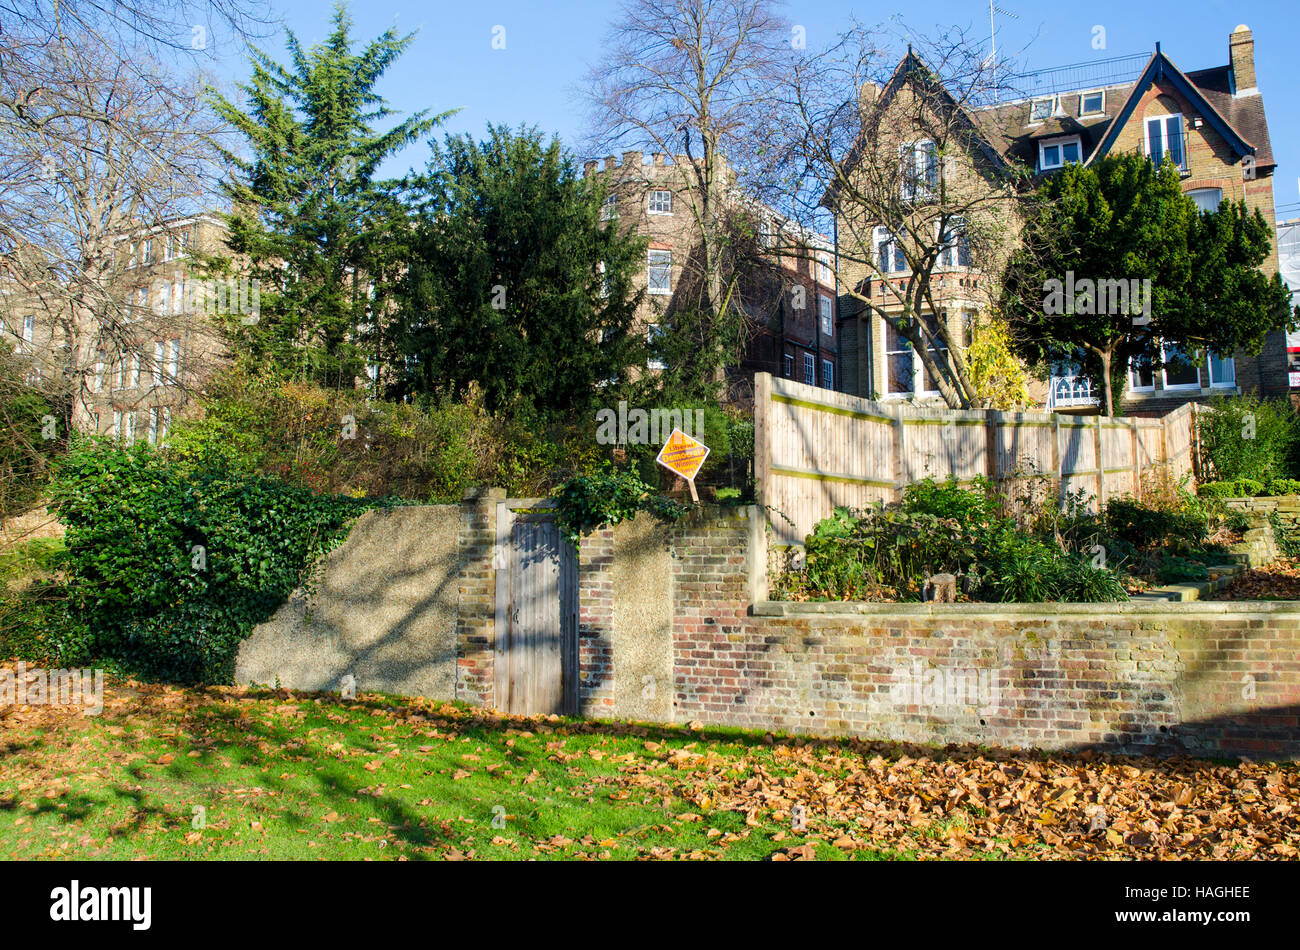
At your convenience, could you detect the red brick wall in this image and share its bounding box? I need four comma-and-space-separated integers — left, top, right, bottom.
611, 506, 1300, 760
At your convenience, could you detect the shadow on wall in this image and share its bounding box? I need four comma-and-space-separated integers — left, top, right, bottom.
235, 506, 462, 699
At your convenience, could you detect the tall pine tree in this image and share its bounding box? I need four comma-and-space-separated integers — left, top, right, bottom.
210, 3, 450, 387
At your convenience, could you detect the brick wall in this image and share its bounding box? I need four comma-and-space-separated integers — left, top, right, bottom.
645, 506, 1300, 760
454, 487, 502, 708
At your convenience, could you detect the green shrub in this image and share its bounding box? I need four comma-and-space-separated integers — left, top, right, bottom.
1157, 556, 1209, 584
1199, 392, 1300, 484
552, 463, 687, 547
787, 483, 1127, 603
46, 439, 366, 683
1104, 497, 1209, 552
1265, 478, 1300, 496
1198, 479, 1264, 499
902, 475, 1001, 524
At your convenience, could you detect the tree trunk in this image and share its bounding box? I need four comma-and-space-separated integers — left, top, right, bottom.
1100, 347, 1114, 418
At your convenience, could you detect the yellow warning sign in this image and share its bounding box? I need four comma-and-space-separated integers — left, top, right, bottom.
656, 428, 710, 483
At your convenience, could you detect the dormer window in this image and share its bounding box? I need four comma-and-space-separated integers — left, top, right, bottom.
1038, 136, 1082, 172
1080, 90, 1105, 116
1030, 96, 1056, 122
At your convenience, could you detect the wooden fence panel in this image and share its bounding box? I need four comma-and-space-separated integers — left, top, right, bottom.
753, 374, 1198, 545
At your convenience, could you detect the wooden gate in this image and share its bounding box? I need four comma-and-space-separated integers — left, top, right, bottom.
494, 500, 578, 715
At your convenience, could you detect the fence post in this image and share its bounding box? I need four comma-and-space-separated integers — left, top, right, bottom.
1094, 415, 1106, 510
1130, 417, 1141, 501
1190, 402, 1201, 481
985, 409, 1000, 486
754, 372, 772, 512
1052, 413, 1062, 505
893, 402, 906, 502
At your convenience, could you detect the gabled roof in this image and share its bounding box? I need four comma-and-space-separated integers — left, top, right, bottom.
1086, 47, 1257, 165
821, 49, 1015, 209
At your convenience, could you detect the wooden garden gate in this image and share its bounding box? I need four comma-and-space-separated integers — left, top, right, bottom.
494, 500, 578, 715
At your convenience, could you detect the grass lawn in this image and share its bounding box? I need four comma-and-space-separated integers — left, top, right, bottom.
1, 668, 1297, 861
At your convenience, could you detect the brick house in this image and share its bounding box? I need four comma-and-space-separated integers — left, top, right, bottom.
582, 151, 838, 403
830, 25, 1288, 414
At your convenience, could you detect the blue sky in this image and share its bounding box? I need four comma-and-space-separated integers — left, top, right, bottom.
201, 0, 1300, 218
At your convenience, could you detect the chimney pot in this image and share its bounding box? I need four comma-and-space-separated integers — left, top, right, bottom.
603, 155, 617, 171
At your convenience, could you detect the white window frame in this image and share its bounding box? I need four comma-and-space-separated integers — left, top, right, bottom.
128, 351, 141, 389
1188, 187, 1223, 213
818, 294, 833, 335
153, 340, 165, 386
646, 324, 666, 371
648, 190, 673, 215
816, 251, 833, 285
802, 352, 815, 386
112, 410, 123, 440
148, 408, 159, 444
782, 352, 793, 378
1145, 113, 1186, 172
160, 408, 171, 442
1161, 341, 1201, 391
601, 193, 618, 221
1079, 90, 1105, 116
939, 218, 972, 268
874, 227, 907, 274
821, 358, 834, 390
1208, 350, 1236, 389
900, 140, 937, 201
1039, 135, 1082, 171
140, 239, 153, 266
1128, 357, 1156, 393
167, 339, 180, 379
1029, 96, 1056, 123
647, 249, 672, 295
18, 314, 34, 353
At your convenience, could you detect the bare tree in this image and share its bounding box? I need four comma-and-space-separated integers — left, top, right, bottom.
584, 0, 795, 393
0, 31, 227, 431
760, 22, 1035, 408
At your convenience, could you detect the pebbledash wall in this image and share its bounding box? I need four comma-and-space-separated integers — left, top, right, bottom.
237, 493, 1300, 760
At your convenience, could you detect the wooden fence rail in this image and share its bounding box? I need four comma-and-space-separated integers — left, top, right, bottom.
753, 373, 1197, 545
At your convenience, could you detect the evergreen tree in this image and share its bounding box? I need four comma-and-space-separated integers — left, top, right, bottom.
394, 125, 647, 424
1001, 153, 1295, 415
209, 3, 449, 387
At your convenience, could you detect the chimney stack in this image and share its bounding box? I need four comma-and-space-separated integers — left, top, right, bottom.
1230, 25, 1257, 95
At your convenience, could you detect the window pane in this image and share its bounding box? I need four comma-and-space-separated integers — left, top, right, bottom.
1147, 118, 1164, 165
1163, 343, 1199, 386
1042, 145, 1060, 167
1062, 141, 1080, 163
1209, 351, 1235, 386
1166, 116, 1184, 168
1190, 188, 1223, 213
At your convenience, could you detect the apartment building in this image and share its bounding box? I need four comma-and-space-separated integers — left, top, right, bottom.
582, 151, 838, 401
830, 25, 1287, 414
1, 214, 232, 441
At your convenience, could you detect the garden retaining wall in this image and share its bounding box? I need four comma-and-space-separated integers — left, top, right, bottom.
236, 498, 1300, 760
